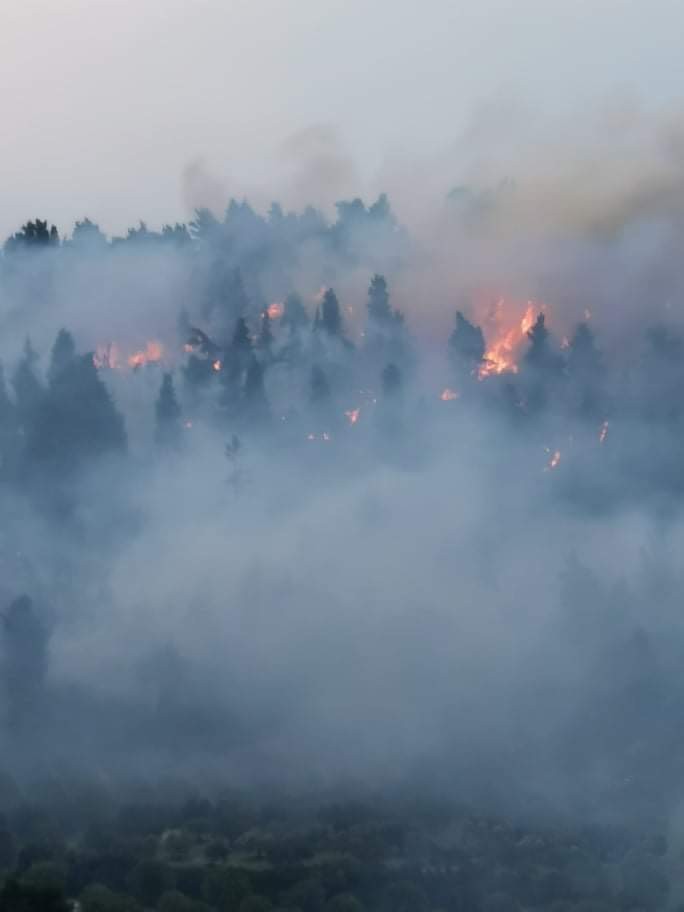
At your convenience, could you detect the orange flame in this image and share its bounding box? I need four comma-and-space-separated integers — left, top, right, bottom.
212, 359, 222, 372
128, 341, 163, 369
267, 301, 284, 320
478, 302, 537, 379
440, 388, 459, 401
345, 408, 360, 425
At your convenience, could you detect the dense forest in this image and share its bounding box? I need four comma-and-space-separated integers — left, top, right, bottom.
3, 196, 684, 910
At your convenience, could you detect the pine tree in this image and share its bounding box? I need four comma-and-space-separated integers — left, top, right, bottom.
310, 365, 331, 404
12, 338, 43, 428
155, 373, 182, 448
381, 362, 403, 398
321, 289, 342, 337
282, 292, 308, 332
231, 317, 252, 354
449, 312, 485, 377
257, 311, 274, 356
243, 355, 270, 424
48, 329, 76, 386
368, 274, 391, 325
26, 353, 126, 473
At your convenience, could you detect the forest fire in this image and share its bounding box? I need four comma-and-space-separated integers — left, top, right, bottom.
440, 388, 459, 401
212, 359, 222, 372
267, 302, 284, 319
94, 340, 164, 370
128, 341, 163, 369
345, 408, 360, 425
478, 302, 537, 379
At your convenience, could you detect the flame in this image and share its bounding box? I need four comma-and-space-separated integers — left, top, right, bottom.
212, 359, 222, 372
440, 388, 459, 401
93, 343, 120, 370
267, 301, 284, 319
545, 448, 561, 471
345, 408, 360, 425
599, 420, 609, 444
127, 341, 163, 369
478, 302, 537, 379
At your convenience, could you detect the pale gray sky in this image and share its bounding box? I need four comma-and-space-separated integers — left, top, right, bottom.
1, 0, 682, 238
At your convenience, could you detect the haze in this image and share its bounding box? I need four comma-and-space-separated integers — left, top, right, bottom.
2, 0, 684, 238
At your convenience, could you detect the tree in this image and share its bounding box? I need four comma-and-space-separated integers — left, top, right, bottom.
524, 313, 563, 374
0, 877, 69, 912
367, 275, 391, 325
0, 364, 18, 475
1, 596, 48, 729
321, 289, 342, 337
47, 329, 76, 386
12, 339, 43, 428
567, 322, 603, 418
310, 366, 331, 405
232, 318, 252, 355
158, 890, 212, 912
381, 362, 402, 398
71, 218, 108, 250
243, 356, 270, 424
155, 373, 182, 449
448, 312, 485, 378
257, 312, 274, 356
4, 220, 59, 253
25, 353, 126, 474
282, 293, 309, 332
127, 859, 172, 907
80, 883, 142, 912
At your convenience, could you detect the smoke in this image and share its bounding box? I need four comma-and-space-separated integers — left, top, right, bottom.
4, 104, 684, 842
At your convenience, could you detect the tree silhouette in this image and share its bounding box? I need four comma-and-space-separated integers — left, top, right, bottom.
368, 274, 391, 325
155, 373, 182, 449
320, 289, 342, 337
12, 339, 43, 429
282, 292, 308, 332
448, 312, 485, 378
26, 353, 126, 473
47, 329, 77, 386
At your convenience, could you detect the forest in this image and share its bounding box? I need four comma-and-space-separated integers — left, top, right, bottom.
2, 193, 684, 910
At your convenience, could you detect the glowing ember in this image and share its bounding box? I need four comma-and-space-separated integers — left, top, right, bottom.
440, 388, 459, 401
128, 341, 163, 368
345, 408, 360, 425
478, 302, 537, 379
212, 359, 222, 372
545, 449, 561, 471
599, 420, 609, 444
267, 301, 284, 319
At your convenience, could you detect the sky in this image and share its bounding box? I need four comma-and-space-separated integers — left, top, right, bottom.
1, 0, 683, 238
